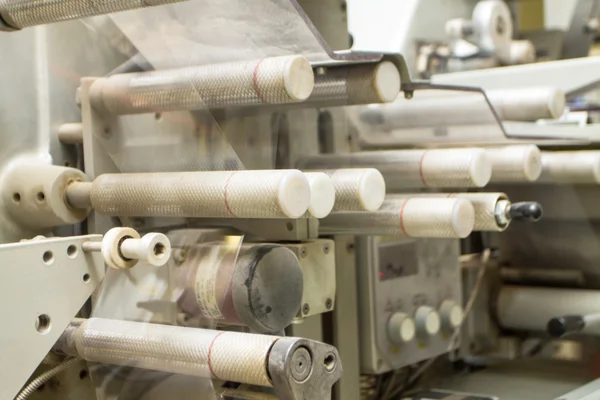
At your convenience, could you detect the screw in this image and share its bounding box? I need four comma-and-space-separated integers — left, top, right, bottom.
323, 244, 330, 254
286, 222, 294, 232
290, 346, 312, 382
346, 243, 355, 253
102, 127, 112, 137
325, 298, 333, 309
300, 247, 307, 258
302, 303, 310, 315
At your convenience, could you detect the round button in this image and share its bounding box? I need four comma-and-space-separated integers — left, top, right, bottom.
439, 300, 463, 332
414, 306, 441, 337
387, 312, 416, 345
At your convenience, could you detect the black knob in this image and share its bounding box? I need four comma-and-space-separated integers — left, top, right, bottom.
547, 315, 585, 338
509, 202, 543, 222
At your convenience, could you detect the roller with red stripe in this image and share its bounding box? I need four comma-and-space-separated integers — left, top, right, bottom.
89, 55, 315, 114
69, 170, 311, 219
319, 197, 474, 238
297, 149, 491, 190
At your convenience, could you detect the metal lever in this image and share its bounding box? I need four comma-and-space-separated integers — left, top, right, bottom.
508, 202, 543, 222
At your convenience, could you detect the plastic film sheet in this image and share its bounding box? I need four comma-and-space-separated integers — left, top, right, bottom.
89, 229, 245, 400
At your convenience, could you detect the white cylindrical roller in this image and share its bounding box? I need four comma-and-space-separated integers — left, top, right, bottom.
303, 172, 335, 218
3, 165, 90, 229
507, 40, 536, 65
298, 149, 491, 189
486, 87, 566, 121
85, 170, 310, 219
538, 151, 600, 184
388, 193, 510, 232
497, 286, 600, 332
439, 300, 463, 332
308, 168, 385, 212
485, 145, 542, 182
360, 87, 565, 130
59, 318, 276, 387
472, 0, 513, 63
120, 233, 172, 267
57, 123, 83, 145
414, 306, 441, 337
89, 56, 315, 115
310, 61, 401, 105
319, 198, 474, 238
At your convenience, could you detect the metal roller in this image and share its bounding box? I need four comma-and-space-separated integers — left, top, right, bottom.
175, 241, 304, 333
308, 61, 401, 106
55, 318, 342, 399
307, 168, 386, 212
66, 170, 311, 219
4, 165, 90, 229
298, 149, 491, 189
89, 55, 315, 114
496, 286, 600, 333
303, 172, 335, 218
319, 198, 475, 238
485, 145, 542, 182
538, 151, 600, 184
0, 0, 183, 30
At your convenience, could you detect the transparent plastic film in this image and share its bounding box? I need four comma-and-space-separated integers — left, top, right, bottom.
351, 87, 508, 148
88, 229, 245, 400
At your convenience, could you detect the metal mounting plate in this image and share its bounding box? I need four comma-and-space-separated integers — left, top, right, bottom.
0, 235, 104, 400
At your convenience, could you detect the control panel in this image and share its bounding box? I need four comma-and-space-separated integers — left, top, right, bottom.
356, 237, 462, 374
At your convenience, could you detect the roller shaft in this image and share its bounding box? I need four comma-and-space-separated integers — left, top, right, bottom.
68, 170, 311, 219
309, 61, 400, 106
485, 145, 542, 182
309, 168, 385, 212
89, 56, 314, 114
539, 151, 600, 184
388, 193, 510, 232
0, 0, 183, 29
298, 149, 491, 189
497, 286, 600, 333
56, 318, 276, 387
319, 198, 475, 238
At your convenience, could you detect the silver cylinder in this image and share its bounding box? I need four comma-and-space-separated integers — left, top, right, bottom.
0, 0, 183, 29
298, 149, 492, 189
89, 55, 315, 114
319, 197, 475, 238
538, 151, 600, 184
81, 170, 311, 219
497, 286, 600, 332
57, 318, 276, 387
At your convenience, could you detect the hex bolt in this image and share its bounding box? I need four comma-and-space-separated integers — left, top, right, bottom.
300, 247, 307, 258
325, 298, 333, 310
82, 227, 171, 269
289, 346, 312, 382
303, 303, 310, 315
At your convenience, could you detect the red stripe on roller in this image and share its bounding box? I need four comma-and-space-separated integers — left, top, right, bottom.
223, 171, 238, 217
399, 200, 409, 236
207, 331, 227, 379
253, 59, 267, 103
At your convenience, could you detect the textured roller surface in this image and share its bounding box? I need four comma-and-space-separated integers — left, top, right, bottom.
312, 168, 385, 212
388, 192, 509, 232
487, 87, 566, 121
320, 198, 474, 238
0, 0, 183, 29
89, 170, 310, 219
303, 172, 335, 218
309, 61, 400, 105
539, 151, 600, 184
485, 145, 542, 182
298, 149, 491, 189
68, 318, 276, 386
90, 56, 314, 114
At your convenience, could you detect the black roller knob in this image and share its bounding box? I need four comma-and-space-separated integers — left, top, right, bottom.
547, 315, 585, 338
509, 202, 543, 222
